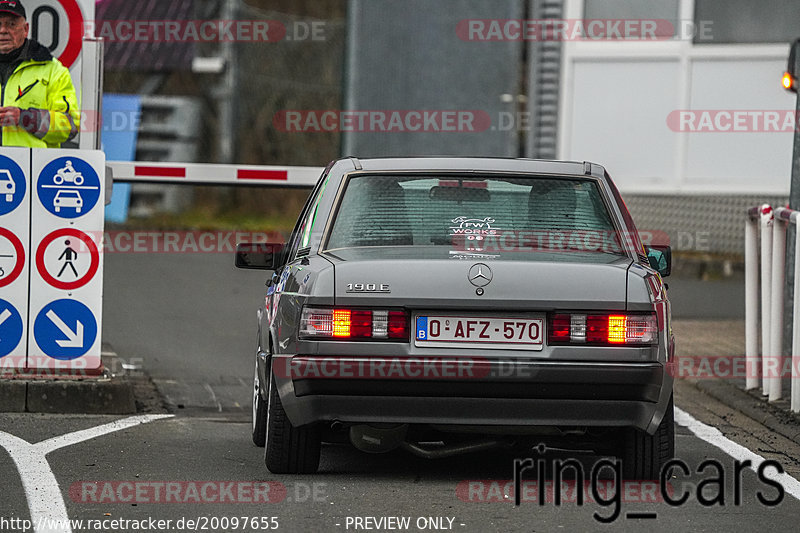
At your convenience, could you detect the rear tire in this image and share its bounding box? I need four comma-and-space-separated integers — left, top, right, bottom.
622, 394, 674, 480
252, 360, 267, 447
265, 367, 321, 474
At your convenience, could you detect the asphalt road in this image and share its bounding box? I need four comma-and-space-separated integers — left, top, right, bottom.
101, 252, 268, 413
1, 253, 790, 533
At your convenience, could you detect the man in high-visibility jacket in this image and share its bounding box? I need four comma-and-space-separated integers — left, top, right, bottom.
0, 0, 79, 148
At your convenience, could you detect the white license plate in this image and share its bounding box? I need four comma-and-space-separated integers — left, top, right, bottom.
415, 316, 544, 350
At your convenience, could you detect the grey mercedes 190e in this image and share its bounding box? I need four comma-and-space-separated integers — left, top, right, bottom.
236, 157, 674, 477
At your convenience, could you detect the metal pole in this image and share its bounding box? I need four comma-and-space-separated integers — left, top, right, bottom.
793, 214, 800, 412
342, 0, 360, 157
78, 39, 103, 151
217, 0, 238, 164
745, 213, 760, 391
760, 206, 774, 394
783, 41, 800, 380
770, 210, 787, 400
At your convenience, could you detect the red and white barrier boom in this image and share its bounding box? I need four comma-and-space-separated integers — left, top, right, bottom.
106, 162, 323, 187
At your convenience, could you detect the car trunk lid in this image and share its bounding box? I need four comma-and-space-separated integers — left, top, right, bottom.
327, 250, 631, 311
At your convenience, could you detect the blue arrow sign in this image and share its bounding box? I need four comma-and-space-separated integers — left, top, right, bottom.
34, 299, 97, 360
0, 299, 23, 358
0, 155, 26, 217
37, 157, 101, 219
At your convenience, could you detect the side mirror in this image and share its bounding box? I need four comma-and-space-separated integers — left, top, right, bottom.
645, 245, 672, 277
235, 242, 283, 270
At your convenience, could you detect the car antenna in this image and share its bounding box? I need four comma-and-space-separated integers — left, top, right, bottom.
347, 156, 362, 170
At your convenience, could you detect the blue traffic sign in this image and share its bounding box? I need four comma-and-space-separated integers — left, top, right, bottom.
33, 299, 97, 360
37, 157, 101, 219
0, 299, 23, 358
0, 155, 26, 217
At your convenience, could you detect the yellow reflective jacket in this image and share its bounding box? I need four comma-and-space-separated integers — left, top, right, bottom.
0, 40, 80, 148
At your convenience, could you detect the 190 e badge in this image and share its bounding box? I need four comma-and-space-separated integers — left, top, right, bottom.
346, 283, 391, 293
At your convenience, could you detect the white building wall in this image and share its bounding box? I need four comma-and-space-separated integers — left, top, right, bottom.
559, 0, 796, 195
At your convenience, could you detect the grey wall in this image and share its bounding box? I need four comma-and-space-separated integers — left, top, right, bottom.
343, 0, 525, 157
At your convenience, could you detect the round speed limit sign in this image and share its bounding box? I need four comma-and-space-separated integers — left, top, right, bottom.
25, 0, 87, 69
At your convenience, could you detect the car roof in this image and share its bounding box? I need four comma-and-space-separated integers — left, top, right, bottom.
333, 157, 607, 179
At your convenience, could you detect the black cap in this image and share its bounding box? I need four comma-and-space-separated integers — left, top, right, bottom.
0, 1, 25, 19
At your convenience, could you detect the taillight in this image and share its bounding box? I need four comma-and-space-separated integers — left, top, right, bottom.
548, 313, 657, 345
388, 311, 408, 339
607, 315, 627, 344
301, 307, 409, 341
550, 314, 571, 341
332, 309, 352, 337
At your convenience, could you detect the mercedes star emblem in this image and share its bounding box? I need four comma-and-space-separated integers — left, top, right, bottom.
468, 263, 493, 288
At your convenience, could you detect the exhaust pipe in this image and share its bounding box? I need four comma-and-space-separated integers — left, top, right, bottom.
349, 424, 408, 453
401, 439, 512, 459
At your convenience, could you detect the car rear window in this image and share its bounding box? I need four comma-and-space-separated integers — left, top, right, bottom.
325, 175, 624, 258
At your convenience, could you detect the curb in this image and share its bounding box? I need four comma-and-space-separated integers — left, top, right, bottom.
0, 380, 26, 412
0, 348, 137, 414
25, 376, 136, 414
685, 377, 800, 445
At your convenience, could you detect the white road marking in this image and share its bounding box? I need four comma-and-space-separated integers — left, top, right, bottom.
675, 407, 800, 501
0, 414, 173, 533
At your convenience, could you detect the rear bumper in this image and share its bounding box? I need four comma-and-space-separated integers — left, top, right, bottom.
272, 355, 672, 433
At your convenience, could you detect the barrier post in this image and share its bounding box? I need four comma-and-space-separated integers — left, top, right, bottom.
770, 208, 788, 400
78, 38, 104, 151
760, 205, 774, 394
745, 209, 760, 391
